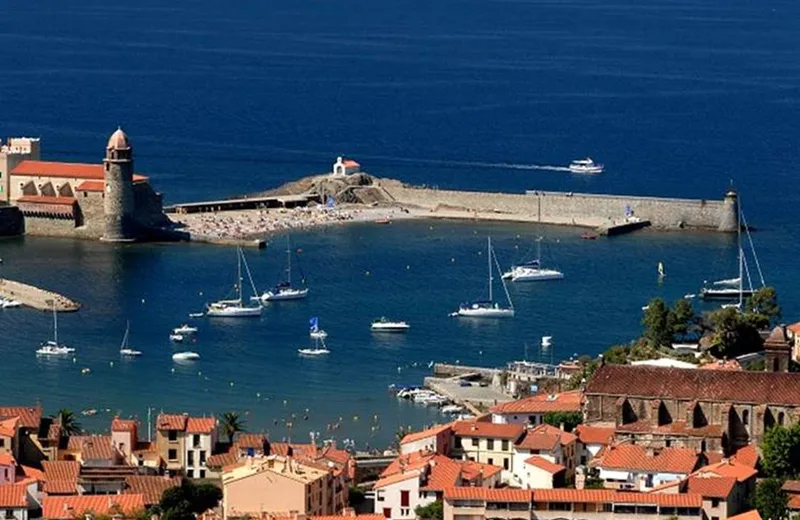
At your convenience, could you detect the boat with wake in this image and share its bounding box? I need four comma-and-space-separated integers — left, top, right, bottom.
172, 351, 200, 361
569, 157, 604, 174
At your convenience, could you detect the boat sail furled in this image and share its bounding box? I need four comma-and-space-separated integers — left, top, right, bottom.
207, 247, 263, 317
257, 235, 309, 302
119, 320, 142, 357
36, 301, 76, 356
502, 236, 564, 282
454, 237, 515, 318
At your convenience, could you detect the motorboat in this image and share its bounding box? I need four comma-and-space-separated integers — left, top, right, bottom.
371, 318, 410, 332
309, 317, 328, 339
569, 157, 604, 174
169, 333, 184, 343
36, 301, 75, 356
189, 312, 205, 318
173, 324, 198, 335
414, 393, 448, 406
502, 238, 564, 282
375, 217, 392, 225
441, 404, 465, 414
256, 235, 308, 302
207, 247, 263, 317
119, 321, 142, 357
172, 351, 200, 361
454, 237, 515, 319
396, 388, 425, 399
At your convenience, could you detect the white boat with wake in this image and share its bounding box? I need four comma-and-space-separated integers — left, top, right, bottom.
173, 324, 198, 335
255, 235, 308, 302
502, 237, 564, 282
172, 351, 200, 361
309, 317, 328, 339
371, 318, 410, 332
119, 320, 142, 357
207, 247, 263, 317
36, 301, 75, 356
454, 237, 515, 318
568, 157, 604, 174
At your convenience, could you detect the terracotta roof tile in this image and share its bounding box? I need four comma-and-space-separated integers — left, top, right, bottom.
157, 414, 188, 431
111, 418, 137, 432
18, 465, 44, 482
235, 433, 267, 449
381, 451, 435, 477
783, 480, 800, 493
444, 487, 532, 502
207, 450, 238, 469
342, 160, 360, 168
0, 417, 19, 438
685, 475, 737, 498
400, 423, 453, 445
133, 441, 157, 455
421, 456, 461, 491
696, 459, 757, 482
524, 456, 565, 474
0, 406, 42, 429
452, 421, 524, 440
75, 180, 105, 192
615, 419, 724, 439
576, 425, 615, 446
42, 494, 145, 519
311, 516, 385, 520
731, 445, 759, 468
0, 484, 28, 508
16, 195, 76, 206
700, 359, 742, 371
75, 435, 114, 461
587, 364, 800, 406
516, 424, 576, 451
186, 417, 216, 434
595, 445, 699, 474
124, 475, 181, 505
729, 511, 763, 520
0, 453, 15, 466
533, 489, 702, 507
490, 390, 583, 415
12, 160, 148, 183
459, 460, 502, 481
42, 461, 80, 495
789, 495, 800, 510
373, 470, 421, 489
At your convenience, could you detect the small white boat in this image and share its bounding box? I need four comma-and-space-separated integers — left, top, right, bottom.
502, 237, 564, 282
256, 236, 309, 302
172, 324, 198, 335
309, 316, 328, 339
455, 237, 515, 319
441, 404, 465, 414
119, 321, 142, 357
189, 312, 205, 318
541, 336, 552, 348
169, 333, 184, 343
415, 393, 448, 406
298, 336, 330, 356
207, 247, 264, 318
371, 317, 410, 332
569, 157, 604, 174
172, 351, 200, 361
0, 299, 22, 308
36, 302, 75, 356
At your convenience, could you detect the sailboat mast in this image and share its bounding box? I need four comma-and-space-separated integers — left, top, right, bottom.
488, 237, 493, 302
738, 213, 743, 308
287, 236, 292, 286
537, 237, 542, 264
52, 301, 58, 344
237, 248, 243, 304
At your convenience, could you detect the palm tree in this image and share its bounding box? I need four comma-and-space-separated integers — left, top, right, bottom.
52, 408, 82, 435
219, 412, 245, 444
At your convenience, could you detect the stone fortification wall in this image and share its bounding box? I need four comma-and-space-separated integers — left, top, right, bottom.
132, 183, 170, 228
381, 181, 733, 231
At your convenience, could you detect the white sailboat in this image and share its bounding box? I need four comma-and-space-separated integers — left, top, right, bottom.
309, 317, 328, 339
119, 321, 142, 357
700, 208, 763, 303
257, 236, 308, 302
454, 237, 515, 318
502, 237, 564, 282
36, 301, 75, 356
298, 336, 330, 356
207, 247, 263, 317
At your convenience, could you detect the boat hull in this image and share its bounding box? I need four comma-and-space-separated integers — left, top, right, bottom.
206, 307, 262, 317
371, 324, 410, 332
507, 268, 564, 282
457, 308, 515, 318
260, 288, 309, 301
700, 289, 756, 300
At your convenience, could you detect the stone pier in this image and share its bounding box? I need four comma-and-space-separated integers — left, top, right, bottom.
0, 279, 80, 311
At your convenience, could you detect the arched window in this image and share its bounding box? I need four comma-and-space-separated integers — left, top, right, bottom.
658, 402, 671, 426
764, 409, 775, 431
701, 439, 707, 452
742, 409, 749, 426
773, 358, 781, 372
778, 412, 785, 426
693, 404, 708, 428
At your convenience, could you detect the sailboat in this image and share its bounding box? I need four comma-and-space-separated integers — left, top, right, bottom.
502, 237, 564, 282
119, 321, 142, 357
257, 236, 308, 302
36, 301, 76, 356
700, 208, 764, 303
298, 336, 330, 356
206, 247, 263, 317
309, 317, 328, 339
454, 237, 515, 318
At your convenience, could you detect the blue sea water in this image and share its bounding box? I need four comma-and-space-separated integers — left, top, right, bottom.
0, 0, 798, 446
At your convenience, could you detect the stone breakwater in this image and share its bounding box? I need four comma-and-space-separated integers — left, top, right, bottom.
378, 180, 739, 232
0, 278, 80, 311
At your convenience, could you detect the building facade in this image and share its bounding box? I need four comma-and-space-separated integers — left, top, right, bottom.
155, 414, 218, 478
452, 422, 524, 473
0, 138, 40, 203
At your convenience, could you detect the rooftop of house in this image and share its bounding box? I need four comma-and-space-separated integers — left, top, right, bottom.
593, 445, 700, 475
111, 417, 137, 433
222, 455, 331, 485
695, 459, 758, 482
67, 435, 115, 461
452, 420, 525, 440
0, 417, 19, 438
186, 417, 217, 434
728, 511, 763, 520
783, 480, 800, 494
0, 453, 15, 466
685, 474, 738, 498
443, 487, 702, 507
376, 453, 502, 491
731, 445, 759, 468
0, 484, 28, 508
515, 423, 577, 451
524, 456, 566, 474
156, 413, 216, 433
575, 424, 615, 446
124, 475, 182, 505
42, 493, 145, 520
586, 364, 800, 406
489, 390, 583, 415
42, 460, 80, 495
400, 423, 453, 445
0, 406, 42, 430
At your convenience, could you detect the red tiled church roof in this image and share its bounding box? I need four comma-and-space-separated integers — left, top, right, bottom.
11, 160, 148, 182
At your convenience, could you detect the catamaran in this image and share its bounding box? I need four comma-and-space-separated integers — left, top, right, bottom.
454, 237, 515, 318
36, 301, 76, 356
502, 237, 564, 282
207, 247, 263, 317
309, 317, 328, 339
119, 320, 142, 357
700, 208, 764, 303
256, 235, 308, 302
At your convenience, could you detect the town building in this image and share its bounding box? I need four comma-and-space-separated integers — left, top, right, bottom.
490, 390, 583, 426
0, 138, 40, 203
221, 455, 346, 519
763, 325, 793, 373
590, 445, 702, 492
511, 424, 577, 489
399, 423, 453, 456
41, 493, 145, 520
332, 157, 361, 176
584, 364, 800, 453
155, 413, 218, 478
575, 425, 615, 466
0, 419, 19, 463
787, 323, 800, 362
442, 487, 704, 520
123, 475, 182, 507
452, 422, 524, 473
0, 407, 43, 468
0, 484, 30, 520
783, 480, 800, 515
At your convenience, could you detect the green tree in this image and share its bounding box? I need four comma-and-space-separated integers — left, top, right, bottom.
754, 478, 789, 520
415, 500, 443, 520
670, 299, 695, 340
602, 345, 631, 365
543, 412, 583, 432
52, 409, 82, 435
761, 424, 800, 479
348, 486, 365, 507
160, 481, 222, 518
704, 307, 762, 356
747, 286, 781, 325
642, 298, 672, 347
219, 412, 246, 444
628, 341, 660, 362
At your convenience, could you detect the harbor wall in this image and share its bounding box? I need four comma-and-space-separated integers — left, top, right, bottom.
380, 182, 736, 231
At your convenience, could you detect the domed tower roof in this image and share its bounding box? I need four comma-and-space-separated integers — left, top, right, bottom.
107, 127, 131, 150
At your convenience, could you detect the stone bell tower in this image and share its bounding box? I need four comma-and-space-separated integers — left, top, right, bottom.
102, 127, 136, 241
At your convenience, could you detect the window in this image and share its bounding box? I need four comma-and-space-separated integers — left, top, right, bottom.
168, 430, 178, 442
0, 439, 4, 448
376, 490, 385, 502
486, 439, 495, 450
200, 451, 206, 464
199, 470, 206, 479
742, 409, 749, 426
168, 449, 178, 461
665, 439, 671, 447
488, 458, 494, 466
503, 458, 509, 470
778, 412, 785, 426
712, 516, 719, 520
454, 438, 462, 449
5, 510, 14, 519
400, 508, 409, 517
471, 438, 479, 447
188, 451, 194, 465
501, 440, 509, 451
382, 508, 391, 518
711, 499, 720, 507
193, 434, 201, 447
400, 490, 410, 507
187, 469, 194, 478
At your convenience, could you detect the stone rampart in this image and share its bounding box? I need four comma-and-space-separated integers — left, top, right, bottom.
381, 182, 734, 231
